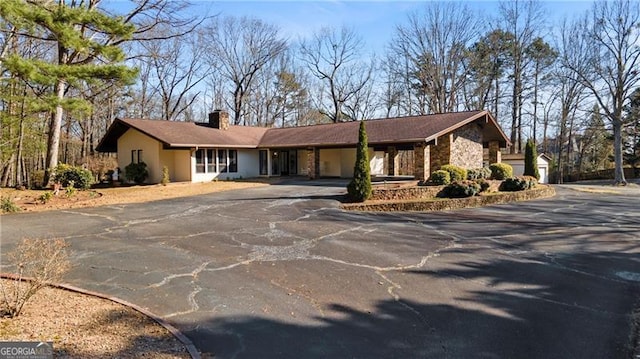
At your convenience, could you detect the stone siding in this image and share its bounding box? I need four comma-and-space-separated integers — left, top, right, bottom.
307, 147, 319, 179
450, 123, 483, 169
413, 144, 430, 181
430, 134, 451, 171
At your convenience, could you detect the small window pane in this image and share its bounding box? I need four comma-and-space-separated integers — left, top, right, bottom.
195, 149, 205, 173
207, 149, 216, 173
229, 150, 237, 173
218, 149, 227, 173
259, 150, 268, 175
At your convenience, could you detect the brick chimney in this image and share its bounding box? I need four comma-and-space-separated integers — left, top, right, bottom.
208, 110, 230, 130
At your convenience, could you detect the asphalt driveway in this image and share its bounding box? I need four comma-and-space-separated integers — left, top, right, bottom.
1, 179, 639, 358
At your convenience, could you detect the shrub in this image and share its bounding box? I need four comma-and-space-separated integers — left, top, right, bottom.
65, 182, 77, 198
489, 163, 513, 180
440, 164, 467, 182
30, 170, 45, 189
1, 197, 20, 213
522, 175, 538, 189
347, 121, 372, 202
467, 167, 491, 180
52, 164, 93, 189
38, 191, 53, 204
428, 170, 451, 185
0, 238, 70, 318
475, 178, 491, 193
161, 165, 170, 186
124, 162, 149, 184
524, 139, 540, 180
439, 180, 481, 198
499, 176, 537, 192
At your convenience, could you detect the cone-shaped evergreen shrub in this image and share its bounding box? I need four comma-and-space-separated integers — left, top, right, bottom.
347, 121, 372, 202
524, 139, 540, 180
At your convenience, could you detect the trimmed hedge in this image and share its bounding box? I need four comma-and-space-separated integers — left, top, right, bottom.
499, 176, 538, 192
467, 167, 491, 180
428, 170, 451, 185
439, 180, 481, 198
52, 164, 94, 189
490, 163, 513, 180
440, 164, 467, 182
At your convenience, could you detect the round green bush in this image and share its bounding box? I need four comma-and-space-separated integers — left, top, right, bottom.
489, 163, 513, 180
499, 176, 536, 192
467, 167, 490, 180
440, 164, 467, 182
52, 164, 94, 189
428, 170, 451, 185
439, 180, 481, 198
125, 162, 149, 184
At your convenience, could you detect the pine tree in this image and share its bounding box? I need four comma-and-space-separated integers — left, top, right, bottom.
347, 121, 372, 202
524, 139, 540, 180
0, 0, 138, 185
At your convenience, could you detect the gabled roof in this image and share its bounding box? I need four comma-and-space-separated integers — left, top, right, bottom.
96, 118, 269, 152
96, 110, 510, 153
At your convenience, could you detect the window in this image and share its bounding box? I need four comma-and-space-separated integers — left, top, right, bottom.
259, 150, 268, 175
131, 149, 143, 163
228, 150, 237, 173
218, 149, 227, 173
195, 149, 205, 173
196, 149, 217, 173
207, 149, 216, 173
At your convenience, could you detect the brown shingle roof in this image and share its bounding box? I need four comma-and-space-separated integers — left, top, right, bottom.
259, 110, 506, 148
96, 110, 509, 153
96, 118, 269, 152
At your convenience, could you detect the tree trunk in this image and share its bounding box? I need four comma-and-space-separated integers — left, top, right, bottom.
44, 79, 66, 186
612, 118, 627, 185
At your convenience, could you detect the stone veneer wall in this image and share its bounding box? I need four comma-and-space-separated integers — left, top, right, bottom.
449, 123, 483, 169
307, 147, 319, 179
430, 134, 451, 171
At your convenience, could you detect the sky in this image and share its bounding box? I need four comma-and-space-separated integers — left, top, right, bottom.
186, 0, 595, 54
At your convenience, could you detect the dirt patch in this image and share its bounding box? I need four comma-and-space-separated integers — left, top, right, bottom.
0, 279, 190, 358
1, 181, 268, 214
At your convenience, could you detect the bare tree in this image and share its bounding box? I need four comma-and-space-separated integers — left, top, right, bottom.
388, 2, 480, 115
499, 0, 546, 153
562, 0, 640, 185
300, 26, 373, 122
526, 37, 557, 143
142, 26, 209, 121
554, 17, 589, 183
204, 16, 287, 125
465, 29, 513, 117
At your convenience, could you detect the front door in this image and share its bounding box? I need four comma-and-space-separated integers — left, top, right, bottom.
280, 151, 289, 176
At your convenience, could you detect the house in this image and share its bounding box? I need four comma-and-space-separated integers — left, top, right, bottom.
96, 110, 510, 183
501, 153, 551, 184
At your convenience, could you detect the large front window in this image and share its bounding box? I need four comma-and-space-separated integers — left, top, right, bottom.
195, 149, 237, 174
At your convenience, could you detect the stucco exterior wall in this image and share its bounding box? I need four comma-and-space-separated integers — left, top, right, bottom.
117, 128, 162, 184
172, 150, 192, 182
449, 123, 484, 169
320, 148, 379, 178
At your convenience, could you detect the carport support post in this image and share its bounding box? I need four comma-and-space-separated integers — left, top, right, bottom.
387, 146, 399, 176
307, 147, 320, 179
489, 141, 501, 164
413, 143, 430, 182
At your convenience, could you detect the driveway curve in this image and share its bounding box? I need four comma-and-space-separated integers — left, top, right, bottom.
1, 180, 639, 359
